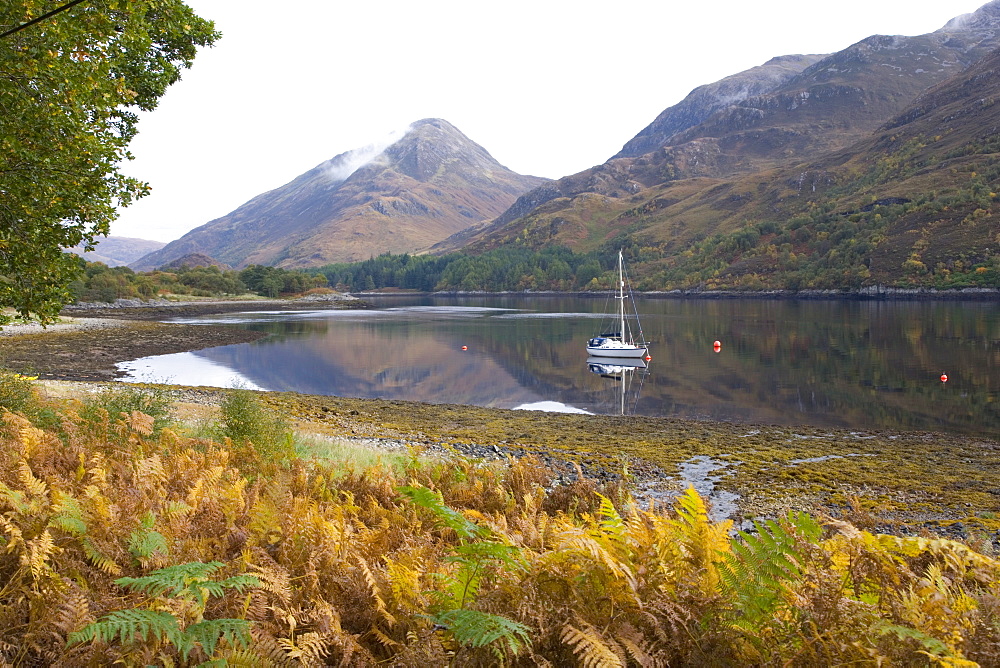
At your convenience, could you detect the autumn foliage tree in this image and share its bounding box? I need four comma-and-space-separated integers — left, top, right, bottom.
0, 0, 218, 322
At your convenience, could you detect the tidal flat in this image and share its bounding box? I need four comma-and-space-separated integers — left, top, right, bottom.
4, 304, 999, 542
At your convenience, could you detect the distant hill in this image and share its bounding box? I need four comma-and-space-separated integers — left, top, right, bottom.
130, 119, 548, 271
438, 1, 1000, 290
157, 253, 230, 271
69, 236, 165, 267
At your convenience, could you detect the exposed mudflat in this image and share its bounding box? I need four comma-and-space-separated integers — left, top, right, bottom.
5, 299, 1000, 542
0, 299, 361, 381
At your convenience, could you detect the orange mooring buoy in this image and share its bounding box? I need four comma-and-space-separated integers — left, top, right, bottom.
645, 355, 652, 361
940, 373, 948, 382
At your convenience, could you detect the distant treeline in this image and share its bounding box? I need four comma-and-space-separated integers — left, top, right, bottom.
69, 261, 327, 303
316, 246, 620, 292
319, 198, 1000, 294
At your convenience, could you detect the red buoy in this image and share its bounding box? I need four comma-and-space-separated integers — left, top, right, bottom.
713, 340, 722, 352
940, 373, 948, 382
645, 355, 652, 361
461, 345, 468, 351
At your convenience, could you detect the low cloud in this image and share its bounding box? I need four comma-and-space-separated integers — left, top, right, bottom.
324, 125, 411, 182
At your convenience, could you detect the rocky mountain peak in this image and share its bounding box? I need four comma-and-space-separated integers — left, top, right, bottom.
380, 118, 504, 182
613, 53, 827, 159
130, 119, 547, 270
937, 0, 1000, 34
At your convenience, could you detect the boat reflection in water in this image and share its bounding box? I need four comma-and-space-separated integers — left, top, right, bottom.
587, 356, 650, 416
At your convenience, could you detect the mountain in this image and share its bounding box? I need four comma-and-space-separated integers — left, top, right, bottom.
130, 119, 548, 271
158, 253, 230, 270
613, 54, 828, 159
68, 236, 166, 267
451, 1, 1000, 260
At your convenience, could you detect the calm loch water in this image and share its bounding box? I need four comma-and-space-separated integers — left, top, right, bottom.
118, 295, 1000, 438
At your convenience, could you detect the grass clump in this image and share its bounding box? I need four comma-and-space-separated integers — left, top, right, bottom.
294, 433, 412, 473
0, 369, 40, 416
216, 388, 294, 464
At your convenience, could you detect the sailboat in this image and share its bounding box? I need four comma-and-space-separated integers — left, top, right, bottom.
586, 250, 649, 359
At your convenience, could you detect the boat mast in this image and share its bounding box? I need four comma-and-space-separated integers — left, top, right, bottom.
618, 249, 626, 344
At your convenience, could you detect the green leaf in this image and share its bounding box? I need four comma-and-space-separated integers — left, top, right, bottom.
433, 608, 532, 653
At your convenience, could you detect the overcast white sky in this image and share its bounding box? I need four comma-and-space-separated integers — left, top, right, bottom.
110, 0, 991, 243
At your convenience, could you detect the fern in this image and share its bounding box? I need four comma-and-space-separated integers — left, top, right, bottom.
399, 484, 485, 540
403, 483, 531, 656
68, 561, 260, 661
24, 529, 57, 581
718, 511, 822, 641
181, 618, 253, 661
49, 490, 87, 536
67, 610, 253, 661
669, 486, 732, 596
82, 536, 122, 575
596, 493, 627, 546
114, 561, 260, 607
68, 608, 183, 647
433, 608, 531, 654
277, 630, 329, 662
561, 622, 624, 668
127, 512, 169, 565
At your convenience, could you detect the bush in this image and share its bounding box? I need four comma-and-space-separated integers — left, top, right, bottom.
216, 388, 293, 463
0, 369, 41, 418
80, 384, 174, 437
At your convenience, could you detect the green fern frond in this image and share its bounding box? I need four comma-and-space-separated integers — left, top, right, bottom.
876, 622, 951, 657
596, 493, 626, 544
718, 510, 823, 634
115, 561, 260, 607
128, 513, 169, 563
0, 479, 28, 513
67, 608, 182, 647
116, 561, 225, 598
49, 490, 87, 536
182, 618, 253, 661
434, 608, 531, 654
399, 484, 486, 541
451, 541, 522, 568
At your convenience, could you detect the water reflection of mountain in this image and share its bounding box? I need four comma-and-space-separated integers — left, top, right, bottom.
195, 323, 547, 409
183, 298, 999, 436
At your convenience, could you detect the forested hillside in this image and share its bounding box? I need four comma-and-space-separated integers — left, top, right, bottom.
439, 3, 1000, 293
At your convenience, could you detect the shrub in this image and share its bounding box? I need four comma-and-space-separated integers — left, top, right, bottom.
216, 388, 294, 463
0, 369, 40, 418
80, 384, 174, 437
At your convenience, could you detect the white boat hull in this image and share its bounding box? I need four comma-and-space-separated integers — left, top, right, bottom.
586, 344, 648, 358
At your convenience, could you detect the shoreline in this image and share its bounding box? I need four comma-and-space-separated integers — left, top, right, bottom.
356, 287, 1000, 301
3, 297, 999, 537
0, 297, 364, 381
